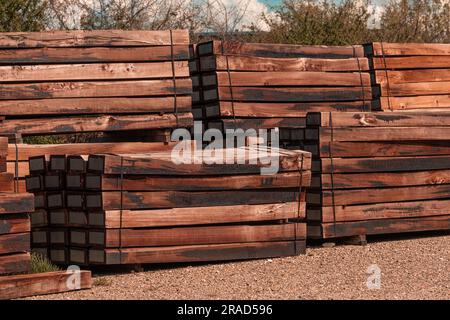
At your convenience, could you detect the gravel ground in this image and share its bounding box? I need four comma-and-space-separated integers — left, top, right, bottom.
26, 233, 449, 300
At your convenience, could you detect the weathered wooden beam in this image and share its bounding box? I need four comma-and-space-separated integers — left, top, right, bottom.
309, 216, 450, 239
0, 113, 193, 135
320, 169, 450, 189
198, 40, 364, 58
90, 240, 306, 265
307, 111, 450, 127
321, 199, 450, 223
209, 71, 371, 87
0, 193, 34, 214
0, 46, 189, 64
0, 29, 189, 48
86, 171, 310, 191
370, 42, 450, 56
0, 61, 189, 82
309, 184, 450, 206
0, 214, 30, 235
200, 55, 369, 72
205, 101, 372, 118
87, 148, 311, 175
0, 270, 92, 300
0, 79, 192, 100
204, 86, 372, 103
0, 96, 191, 116
86, 190, 303, 210
0, 253, 30, 276
89, 223, 306, 247
9, 142, 177, 161
0, 232, 30, 255
89, 202, 305, 228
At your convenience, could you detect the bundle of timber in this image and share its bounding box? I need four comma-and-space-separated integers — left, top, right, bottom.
0, 137, 34, 275
366, 42, 450, 111
26, 145, 311, 265
193, 40, 374, 148
305, 111, 450, 240
0, 29, 193, 139
9, 141, 177, 262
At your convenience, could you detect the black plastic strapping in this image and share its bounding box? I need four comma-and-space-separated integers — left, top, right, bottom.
169, 30, 179, 126
380, 41, 393, 111
328, 112, 338, 238
221, 42, 238, 131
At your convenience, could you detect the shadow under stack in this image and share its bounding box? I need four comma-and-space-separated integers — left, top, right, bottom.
27, 145, 311, 265
194, 40, 375, 148
305, 111, 450, 240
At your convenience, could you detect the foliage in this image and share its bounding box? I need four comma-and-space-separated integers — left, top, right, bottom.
0, 0, 48, 32
1, 0, 449, 44
378, 0, 450, 43
30, 252, 60, 274
258, 0, 376, 45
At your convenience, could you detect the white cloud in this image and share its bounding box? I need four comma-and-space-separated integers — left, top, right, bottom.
204, 0, 272, 31
228, 0, 272, 31
368, 4, 385, 28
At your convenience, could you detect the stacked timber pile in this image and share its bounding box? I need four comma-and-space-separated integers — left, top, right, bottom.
305, 111, 450, 240
21, 141, 178, 262
194, 40, 373, 147
27, 145, 311, 265
0, 137, 34, 275
366, 42, 450, 111
0, 29, 193, 140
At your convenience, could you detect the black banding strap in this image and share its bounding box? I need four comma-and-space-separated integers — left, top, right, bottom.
295, 154, 305, 254
119, 156, 124, 265
169, 30, 179, 126
353, 46, 368, 112
14, 139, 19, 193
221, 42, 238, 131
328, 113, 337, 238
380, 41, 393, 111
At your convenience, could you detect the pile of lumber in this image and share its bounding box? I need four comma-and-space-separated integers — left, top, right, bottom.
305, 111, 450, 240
26, 145, 311, 265
16, 141, 177, 262
0, 137, 34, 275
193, 40, 374, 147
366, 42, 450, 111
0, 29, 193, 138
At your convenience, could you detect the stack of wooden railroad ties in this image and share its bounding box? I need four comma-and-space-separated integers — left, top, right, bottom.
1, 31, 450, 298
190, 40, 373, 148
368, 42, 450, 111
304, 42, 450, 242
0, 29, 193, 142
0, 138, 92, 299
305, 111, 450, 240
0, 28, 198, 299
191, 40, 450, 243
25, 144, 311, 265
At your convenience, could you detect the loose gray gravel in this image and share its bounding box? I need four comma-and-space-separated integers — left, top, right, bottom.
25, 234, 449, 300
